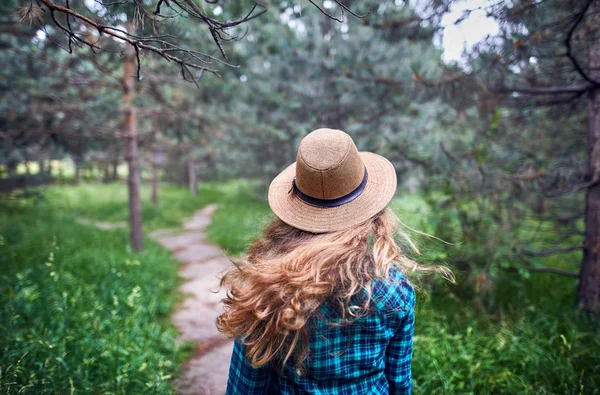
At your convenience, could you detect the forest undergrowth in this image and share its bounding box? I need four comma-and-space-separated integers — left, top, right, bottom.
1, 182, 598, 394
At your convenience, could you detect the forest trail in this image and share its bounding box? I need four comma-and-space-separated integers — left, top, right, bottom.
150, 204, 233, 395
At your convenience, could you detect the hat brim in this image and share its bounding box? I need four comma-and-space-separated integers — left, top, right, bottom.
268, 152, 397, 233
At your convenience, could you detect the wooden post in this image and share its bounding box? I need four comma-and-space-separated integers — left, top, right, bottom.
123, 22, 143, 251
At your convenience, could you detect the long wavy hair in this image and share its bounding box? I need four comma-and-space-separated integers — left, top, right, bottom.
216, 208, 450, 371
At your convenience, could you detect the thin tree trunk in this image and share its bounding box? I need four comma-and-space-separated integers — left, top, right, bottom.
151, 145, 159, 206
124, 22, 143, 252
112, 158, 119, 181
74, 157, 81, 185
95, 165, 102, 184
7, 163, 16, 178
578, 39, 600, 314
38, 158, 45, 175
103, 163, 110, 183
188, 158, 198, 196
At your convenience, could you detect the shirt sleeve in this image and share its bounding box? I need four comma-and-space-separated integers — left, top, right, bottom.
384, 285, 416, 394
226, 340, 272, 395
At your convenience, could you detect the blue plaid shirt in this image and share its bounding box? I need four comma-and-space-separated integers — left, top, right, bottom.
226, 267, 415, 394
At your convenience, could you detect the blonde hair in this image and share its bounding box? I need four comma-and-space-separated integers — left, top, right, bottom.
217, 208, 450, 371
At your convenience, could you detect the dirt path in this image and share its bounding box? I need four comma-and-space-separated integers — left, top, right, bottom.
150, 204, 233, 395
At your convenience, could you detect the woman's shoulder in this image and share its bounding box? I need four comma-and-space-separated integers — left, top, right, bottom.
370, 265, 415, 316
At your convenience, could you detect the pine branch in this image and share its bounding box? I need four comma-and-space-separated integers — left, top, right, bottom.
564, 0, 600, 86
492, 84, 594, 95
503, 266, 579, 278
523, 245, 584, 257
37, 0, 221, 82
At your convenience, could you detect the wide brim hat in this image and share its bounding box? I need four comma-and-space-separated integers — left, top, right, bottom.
268, 128, 397, 233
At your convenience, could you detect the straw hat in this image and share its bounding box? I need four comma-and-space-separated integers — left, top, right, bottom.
268, 128, 397, 233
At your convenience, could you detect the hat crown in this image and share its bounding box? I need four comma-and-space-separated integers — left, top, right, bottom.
295, 128, 365, 199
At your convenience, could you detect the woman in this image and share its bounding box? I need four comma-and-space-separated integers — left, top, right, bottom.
218, 128, 437, 394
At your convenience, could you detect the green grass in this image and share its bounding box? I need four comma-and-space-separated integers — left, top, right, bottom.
0, 185, 207, 394
203, 181, 273, 256
44, 183, 223, 231
411, 272, 599, 393
1, 182, 598, 393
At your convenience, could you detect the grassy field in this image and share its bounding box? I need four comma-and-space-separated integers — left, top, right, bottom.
43, 183, 223, 231
1, 182, 599, 394
0, 184, 213, 394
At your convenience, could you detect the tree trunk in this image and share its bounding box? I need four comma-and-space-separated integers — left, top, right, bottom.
74, 157, 81, 185
124, 22, 143, 252
112, 159, 119, 181
103, 163, 110, 183
151, 145, 159, 206
38, 158, 45, 175
578, 39, 600, 314
7, 162, 16, 177
188, 158, 198, 196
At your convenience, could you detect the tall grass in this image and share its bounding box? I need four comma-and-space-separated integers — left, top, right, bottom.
2, 182, 598, 393
0, 185, 211, 394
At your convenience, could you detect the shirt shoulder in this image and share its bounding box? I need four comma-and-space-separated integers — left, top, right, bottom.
370, 265, 415, 319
